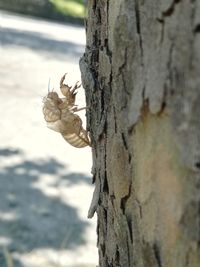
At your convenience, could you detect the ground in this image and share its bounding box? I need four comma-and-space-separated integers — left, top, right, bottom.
0, 11, 97, 267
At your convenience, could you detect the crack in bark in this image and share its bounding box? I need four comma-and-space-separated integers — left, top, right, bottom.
118, 48, 131, 101
134, 0, 144, 62
157, 85, 167, 116
113, 106, 118, 133
156, 17, 165, 44
194, 24, 200, 34
126, 238, 131, 266
106, 0, 109, 39
156, 0, 182, 44
166, 43, 174, 91
103, 132, 109, 194
198, 200, 200, 246
92, 0, 97, 11
162, 0, 182, 17
115, 246, 120, 266
121, 132, 128, 150
103, 173, 109, 193
116, 47, 131, 101
135, 0, 141, 35
101, 243, 106, 257
104, 38, 112, 57
194, 162, 200, 170
97, 7, 101, 24
142, 85, 146, 102
118, 48, 128, 75
135, 198, 143, 219
153, 243, 162, 267
127, 218, 133, 244
100, 89, 105, 118
120, 183, 132, 214
88, 174, 100, 218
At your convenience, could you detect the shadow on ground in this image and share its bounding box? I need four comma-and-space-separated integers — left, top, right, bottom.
0, 27, 84, 61
0, 147, 92, 267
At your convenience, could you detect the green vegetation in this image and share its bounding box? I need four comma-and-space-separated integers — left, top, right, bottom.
50, 0, 86, 18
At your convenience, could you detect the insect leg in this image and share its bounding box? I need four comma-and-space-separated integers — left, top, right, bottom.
72, 107, 87, 112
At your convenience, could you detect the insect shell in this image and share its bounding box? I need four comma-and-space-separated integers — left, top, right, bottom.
43, 73, 91, 148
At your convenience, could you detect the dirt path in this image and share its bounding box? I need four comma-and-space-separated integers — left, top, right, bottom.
0, 11, 97, 267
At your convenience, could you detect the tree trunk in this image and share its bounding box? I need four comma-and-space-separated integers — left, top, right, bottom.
80, 1, 200, 266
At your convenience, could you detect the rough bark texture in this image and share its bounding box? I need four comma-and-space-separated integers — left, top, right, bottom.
80, 0, 200, 266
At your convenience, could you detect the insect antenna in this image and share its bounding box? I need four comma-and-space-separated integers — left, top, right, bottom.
48, 78, 51, 93
48, 78, 55, 92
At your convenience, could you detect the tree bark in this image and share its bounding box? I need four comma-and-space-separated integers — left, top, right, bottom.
80, 0, 200, 266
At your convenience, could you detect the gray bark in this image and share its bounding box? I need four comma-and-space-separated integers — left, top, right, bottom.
80, 0, 200, 266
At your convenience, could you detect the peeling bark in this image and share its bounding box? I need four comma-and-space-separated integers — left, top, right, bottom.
80, 0, 200, 266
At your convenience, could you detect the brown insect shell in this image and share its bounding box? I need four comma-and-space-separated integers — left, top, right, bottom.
60, 83, 71, 96
46, 92, 62, 105
60, 109, 82, 135
46, 118, 81, 135
43, 95, 61, 122
62, 132, 89, 148
61, 89, 76, 106
58, 99, 75, 110
47, 120, 66, 133
79, 128, 91, 144
60, 79, 80, 107
43, 75, 91, 148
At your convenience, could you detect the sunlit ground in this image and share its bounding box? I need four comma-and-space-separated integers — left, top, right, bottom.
0, 10, 97, 267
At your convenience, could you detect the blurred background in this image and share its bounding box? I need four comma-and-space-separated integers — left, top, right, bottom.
0, 1, 97, 267
0, 0, 87, 24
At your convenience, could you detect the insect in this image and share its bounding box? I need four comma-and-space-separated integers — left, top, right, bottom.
43, 73, 91, 148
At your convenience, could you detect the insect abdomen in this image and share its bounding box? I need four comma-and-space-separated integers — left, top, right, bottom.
62, 130, 90, 148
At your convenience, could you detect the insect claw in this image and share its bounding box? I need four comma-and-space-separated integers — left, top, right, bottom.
71, 82, 81, 93
60, 73, 67, 87
73, 107, 87, 112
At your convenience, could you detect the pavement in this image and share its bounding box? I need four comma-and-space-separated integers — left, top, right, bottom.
0, 10, 97, 267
